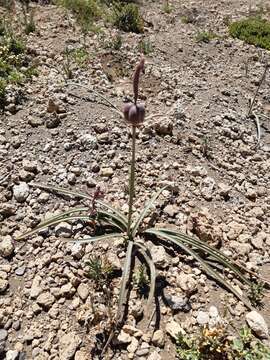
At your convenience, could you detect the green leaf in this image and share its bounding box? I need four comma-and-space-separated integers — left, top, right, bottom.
145, 228, 252, 309
157, 228, 252, 287
69, 233, 124, 244
136, 242, 156, 319
17, 214, 90, 240
131, 186, 168, 238
117, 240, 134, 325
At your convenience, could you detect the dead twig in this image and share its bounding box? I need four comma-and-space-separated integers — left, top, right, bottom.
247, 63, 269, 117
253, 113, 261, 148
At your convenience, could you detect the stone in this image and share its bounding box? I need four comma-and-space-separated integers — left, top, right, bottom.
107, 252, 121, 271
209, 306, 222, 328
13, 183, 29, 203
117, 330, 132, 344
45, 116, 60, 129
77, 283, 89, 301
151, 245, 168, 269
166, 320, 185, 339
152, 329, 165, 347
127, 337, 139, 354
59, 332, 82, 360
60, 283, 75, 298
15, 267, 26, 276
165, 293, 190, 311
78, 134, 97, 150
0, 236, 14, 257
163, 204, 178, 217
246, 311, 269, 339
0, 329, 8, 341
75, 350, 88, 360
0, 279, 8, 293
154, 119, 173, 135
6, 350, 19, 360
100, 167, 114, 177
177, 273, 197, 294
147, 351, 161, 360
218, 183, 231, 197
55, 222, 72, 238
30, 275, 42, 298
71, 243, 84, 259
200, 176, 216, 200
37, 292, 55, 309
197, 311, 209, 326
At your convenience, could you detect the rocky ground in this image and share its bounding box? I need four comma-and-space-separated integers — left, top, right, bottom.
0, 0, 270, 359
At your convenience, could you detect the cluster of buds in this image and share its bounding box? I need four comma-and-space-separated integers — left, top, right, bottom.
123, 58, 145, 126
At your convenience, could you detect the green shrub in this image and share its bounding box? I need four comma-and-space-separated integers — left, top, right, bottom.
113, 3, 143, 33
196, 31, 217, 43
229, 17, 270, 50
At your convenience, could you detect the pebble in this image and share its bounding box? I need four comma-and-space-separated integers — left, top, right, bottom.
13, 182, 29, 203
246, 311, 269, 339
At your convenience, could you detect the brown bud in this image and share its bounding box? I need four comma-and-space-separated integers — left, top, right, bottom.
123, 103, 145, 126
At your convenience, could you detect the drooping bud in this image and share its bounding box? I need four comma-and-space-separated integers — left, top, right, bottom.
123, 103, 145, 126
123, 103, 133, 121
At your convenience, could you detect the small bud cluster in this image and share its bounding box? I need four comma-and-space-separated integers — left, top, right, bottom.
123, 57, 145, 126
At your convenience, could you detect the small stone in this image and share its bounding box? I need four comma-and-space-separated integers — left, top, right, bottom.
45, 116, 60, 129
0, 279, 8, 293
246, 311, 269, 338
100, 167, 114, 177
13, 182, 29, 203
75, 350, 88, 360
78, 134, 97, 150
151, 245, 169, 269
147, 351, 161, 360
152, 330, 165, 347
60, 283, 75, 298
37, 292, 55, 309
28, 116, 43, 127
209, 306, 222, 328
6, 350, 19, 360
197, 311, 209, 326
55, 222, 72, 238
0, 236, 14, 257
77, 283, 89, 301
107, 252, 121, 271
0, 329, 8, 341
117, 330, 132, 344
177, 273, 197, 294
166, 320, 185, 339
218, 183, 231, 197
165, 293, 190, 311
59, 332, 82, 360
127, 337, 139, 353
163, 204, 178, 217
30, 275, 42, 299
15, 267, 26, 276
154, 119, 173, 135
71, 243, 84, 259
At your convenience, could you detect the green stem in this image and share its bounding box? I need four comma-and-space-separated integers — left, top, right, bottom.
127, 125, 136, 237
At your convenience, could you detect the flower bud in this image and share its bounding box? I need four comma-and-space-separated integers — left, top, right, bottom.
123, 103, 133, 121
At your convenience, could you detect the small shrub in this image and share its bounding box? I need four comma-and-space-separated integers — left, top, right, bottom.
106, 33, 123, 50
196, 31, 217, 43
113, 3, 143, 33
86, 255, 113, 289
163, 0, 173, 14
176, 326, 270, 360
138, 38, 153, 55
229, 17, 270, 50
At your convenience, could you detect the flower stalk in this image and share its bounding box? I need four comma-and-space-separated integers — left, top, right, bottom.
127, 125, 136, 237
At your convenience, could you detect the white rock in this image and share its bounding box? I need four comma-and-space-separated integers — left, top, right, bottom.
71, 243, 84, 259
0, 236, 14, 257
59, 332, 82, 360
127, 337, 139, 353
147, 351, 161, 360
107, 252, 121, 271
37, 292, 55, 309
151, 245, 169, 269
197, 311, 209, 326
30, 275, 42, 299
0, 279, 8, 293
152, 329, 165, 347
77, 283, 89, 301
246, 311, 269, 338
209, 306, 222, 328
13, 182, 29, 202
117, 330, 132, 344
166, 320, 185, 339
177, 273, 197, 294
6, 350, 19, 360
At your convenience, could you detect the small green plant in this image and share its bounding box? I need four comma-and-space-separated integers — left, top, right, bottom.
86, 255, 113, 289
24, 11, 36, 34
0, 23, 34, 109
61, 47, 89, 79
163, 0, 173, 14
113, 3, 143, 33
229, 17, 270, 50
176, 326, 270, 360
249, 282, 265, 306
58, 0, 101, 42
19, 58, 262, 356
196, 31, 217, 43
133, 264, 149, 295
138, 38, 153, 55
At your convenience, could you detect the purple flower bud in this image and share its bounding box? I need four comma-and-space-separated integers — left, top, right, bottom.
136, 103, 145, 124
123, 103, 133, 121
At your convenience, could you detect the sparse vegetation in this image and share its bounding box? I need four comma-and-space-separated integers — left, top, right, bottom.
229, 17, 270, 50
0, 20, 35, 109
196, 30, 217, 43
86, 255, 113, 289
112, 2, 143, 33
176, 326, 270, 360
163, 0, 173, 14
138, 38, 153, 55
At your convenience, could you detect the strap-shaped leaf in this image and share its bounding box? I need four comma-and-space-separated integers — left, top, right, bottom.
136, 242, 156, 319
68, 233, 124, 244
18, 215, 90, 240
146, 228, 252, 310
156, 228, 252, 286
30, 183, 128, 228
117, 240, 134, 325
131, 186, 168, 238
